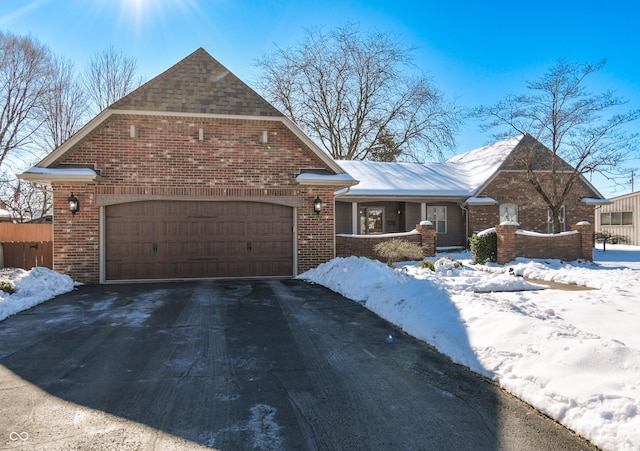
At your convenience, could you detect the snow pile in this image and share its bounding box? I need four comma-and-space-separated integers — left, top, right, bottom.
299, 247, 640, 451
3, 247, 640, 450
0, 267, 75, 321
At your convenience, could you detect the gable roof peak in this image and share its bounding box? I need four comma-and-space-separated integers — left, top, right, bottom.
109, 47, 283, 117
446, 134, 524, 166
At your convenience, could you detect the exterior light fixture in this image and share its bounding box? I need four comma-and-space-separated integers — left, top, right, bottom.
68, 193, 79, 215
313, 196, 323, 215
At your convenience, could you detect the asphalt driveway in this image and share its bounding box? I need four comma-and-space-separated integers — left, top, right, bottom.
0, 279, 596, 450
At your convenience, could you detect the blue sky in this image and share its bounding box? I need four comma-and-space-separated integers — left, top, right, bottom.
2, 0, 639, 196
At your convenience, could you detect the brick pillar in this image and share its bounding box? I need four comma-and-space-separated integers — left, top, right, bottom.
573, 221, 594, 261
496, 223, 519, 264
416, 221, 436, 257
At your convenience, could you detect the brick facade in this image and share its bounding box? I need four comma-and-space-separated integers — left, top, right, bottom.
468, 171, 596, 235
51, 184, 100, 282
52, 115, 340, 283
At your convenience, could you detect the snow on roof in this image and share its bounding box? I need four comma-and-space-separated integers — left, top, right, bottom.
336, 160, 472, 197
24, 167, 98, 176
18, 167, 102, 184
296, 172, 359, 187
445, 134, 524, 192
464, 197, 498, 205
337, 135, 523, 197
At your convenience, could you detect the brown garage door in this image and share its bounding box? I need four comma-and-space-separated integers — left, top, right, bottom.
105, 201, 293, 280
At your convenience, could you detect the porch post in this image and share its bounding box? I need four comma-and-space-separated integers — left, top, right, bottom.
421, 203, 427, 221
351, 202, 358, 235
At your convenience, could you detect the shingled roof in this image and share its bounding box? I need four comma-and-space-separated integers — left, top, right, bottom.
109, 47, 283, 117
500, 133, 575, 172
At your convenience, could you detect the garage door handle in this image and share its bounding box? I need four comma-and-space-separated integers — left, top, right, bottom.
247, 241, 252, 252
153, 242, 158, 253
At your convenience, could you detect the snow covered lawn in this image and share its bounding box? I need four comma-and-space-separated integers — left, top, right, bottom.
298, 245, 640, 451
2, 246, 638, 450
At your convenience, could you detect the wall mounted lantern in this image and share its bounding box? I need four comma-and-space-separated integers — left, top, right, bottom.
313, 196, 323, 215
68, 193, 79, 215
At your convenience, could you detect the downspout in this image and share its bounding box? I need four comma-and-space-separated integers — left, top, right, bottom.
460, 204, 469, 248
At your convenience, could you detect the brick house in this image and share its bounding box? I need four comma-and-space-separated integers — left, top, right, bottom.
335, 134, 608, 247
20, 48, 356, 283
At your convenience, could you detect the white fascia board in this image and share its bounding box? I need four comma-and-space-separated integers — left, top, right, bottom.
580, 197, 612, 205
296, 173, 359, 187
18, 167, 102, 184
463, 196, 498, 206
335, 194, 467, 204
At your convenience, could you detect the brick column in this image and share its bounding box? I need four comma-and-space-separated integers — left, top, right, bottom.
573, 221, 594, 261
416, 221, 436, 257
496, 222, 519, 264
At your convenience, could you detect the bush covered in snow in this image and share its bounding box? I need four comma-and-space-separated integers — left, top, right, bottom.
434, 256, 464, 273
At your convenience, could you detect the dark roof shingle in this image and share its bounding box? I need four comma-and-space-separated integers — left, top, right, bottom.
109, 47, 283, 117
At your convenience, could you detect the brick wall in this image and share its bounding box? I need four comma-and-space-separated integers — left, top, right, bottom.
297, 187, 337, 273
496, 222, 594, 264
54, 114, 340, 282
51, 184, 100, 282
336, 222, 436, 261
471, 171, 597, 234
336, 233, 422, 261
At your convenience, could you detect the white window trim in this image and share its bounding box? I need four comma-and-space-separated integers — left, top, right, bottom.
427, 206, 447, 234
499, 203, 518, 223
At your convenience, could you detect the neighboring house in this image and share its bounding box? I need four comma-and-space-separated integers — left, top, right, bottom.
595, 191, 640, 245
19, 48, 356, 283
335, 134, 608, 248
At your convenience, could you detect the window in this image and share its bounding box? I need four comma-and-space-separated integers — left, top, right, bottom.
427, 206, 447, 233
547, 206, 566, 233
360, 207, 384, 234
601, 211, 633, 226
499, 204, 518, 223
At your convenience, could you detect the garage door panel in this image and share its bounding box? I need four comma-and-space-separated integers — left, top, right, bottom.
105, 201, 293, 280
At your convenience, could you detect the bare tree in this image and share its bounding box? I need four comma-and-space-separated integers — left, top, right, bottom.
39, 56, 88, 151
0, 175, 51, 223
473, 59, 640, 232
83, 45, 142, 114
255, 24, 460, 162
0, 32, 52, 168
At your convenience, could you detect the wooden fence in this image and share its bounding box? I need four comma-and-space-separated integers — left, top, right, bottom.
0, 223, 53, 270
